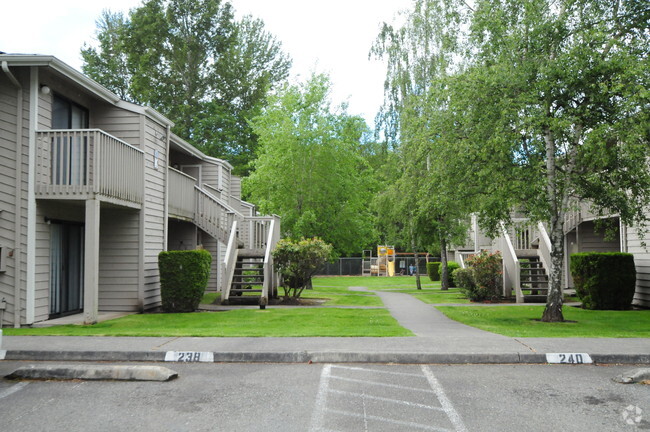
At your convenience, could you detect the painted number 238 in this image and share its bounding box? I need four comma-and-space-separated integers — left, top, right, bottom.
177, 352, 202, 362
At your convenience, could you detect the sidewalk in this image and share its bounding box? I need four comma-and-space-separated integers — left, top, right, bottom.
1, 290, 649, 365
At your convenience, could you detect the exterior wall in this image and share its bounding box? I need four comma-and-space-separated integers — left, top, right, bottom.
0, 70, 31, 326
98, 208, 140, 312
93, 105, 143, 148
200, 230, 219, 292
141, 117, 168, 309
626, 222, 650, 307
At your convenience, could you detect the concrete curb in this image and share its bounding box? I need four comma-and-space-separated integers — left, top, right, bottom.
5, 364, 178, 381
3, 350, 650, 365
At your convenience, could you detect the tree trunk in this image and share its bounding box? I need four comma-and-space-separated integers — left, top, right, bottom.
440, 237, 449, 290
414, 248, 422, 290
542, 220, 565, 322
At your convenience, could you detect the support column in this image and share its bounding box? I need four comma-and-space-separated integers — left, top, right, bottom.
84, 199, 100, 324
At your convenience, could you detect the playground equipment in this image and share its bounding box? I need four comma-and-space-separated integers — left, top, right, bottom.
368, 245, 395, 277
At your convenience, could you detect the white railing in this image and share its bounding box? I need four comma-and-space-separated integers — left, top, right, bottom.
168, 168, 196, 219
239, 216, 275, 250
499, 221, 523, 303
221, 220, 239, 302
36, 129, 144, 203
195, 186, 236, 244
537, 222, 553, 277
261, 217, 281, 306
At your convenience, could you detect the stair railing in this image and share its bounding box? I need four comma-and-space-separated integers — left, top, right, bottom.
499, 221, 523, 303
222, 219, 239, 302
261, 217, 281, 306
536, 222, 553, 278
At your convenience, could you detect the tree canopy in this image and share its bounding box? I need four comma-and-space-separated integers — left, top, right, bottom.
376, 0, 650, 320
244, 74, 378, 256
81, 0, 291, 175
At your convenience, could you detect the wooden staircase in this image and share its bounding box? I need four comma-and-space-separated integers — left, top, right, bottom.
226, 249, 267, 308
518, 254, 549, 303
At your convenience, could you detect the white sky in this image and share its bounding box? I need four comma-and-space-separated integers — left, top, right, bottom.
1, 0, 412, 127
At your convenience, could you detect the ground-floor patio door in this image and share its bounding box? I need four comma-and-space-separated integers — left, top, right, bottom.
49, 222, 84, 317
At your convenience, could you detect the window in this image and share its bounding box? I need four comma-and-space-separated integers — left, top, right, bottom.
52, 94, 88, 129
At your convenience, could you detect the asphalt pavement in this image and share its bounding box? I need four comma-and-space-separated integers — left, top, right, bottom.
1, 290, 648, 365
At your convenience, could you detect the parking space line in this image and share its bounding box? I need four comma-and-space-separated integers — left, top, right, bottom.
326, 408, 454, 432
332, 365, 426, 378
310, 364, 333, 432
421, 365, 468, 432
330, 375, 436, 393
0, 382, 29, 400
328, 388, 444, 411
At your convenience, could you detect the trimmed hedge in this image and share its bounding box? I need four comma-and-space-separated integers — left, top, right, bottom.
439, 261, 460, 287
159, 249, 212, 312
570, 252, 636, 310
427, 262, 441, 281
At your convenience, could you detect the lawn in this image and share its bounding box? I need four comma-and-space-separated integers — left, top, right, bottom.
406, 289, 471, 304
4, 309, 413, 337
437, 305, 650, 338
313, 275, 440, 290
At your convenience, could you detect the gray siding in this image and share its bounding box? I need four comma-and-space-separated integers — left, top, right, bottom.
93, 105, 142, 148
200, 231, 219, 292
99, 208, 140, 311
626, 223, 650, 307
0, 71, 30, 325
142, 117, 168, 309
168, 220, 197, 251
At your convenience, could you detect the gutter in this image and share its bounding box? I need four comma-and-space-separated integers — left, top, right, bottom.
1, 61, 23, 328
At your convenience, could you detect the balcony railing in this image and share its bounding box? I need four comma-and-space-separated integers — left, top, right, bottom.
168, 167, 196, 220
36, 129, 144, 204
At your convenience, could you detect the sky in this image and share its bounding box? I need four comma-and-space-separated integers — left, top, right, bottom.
1, 0, 412, 127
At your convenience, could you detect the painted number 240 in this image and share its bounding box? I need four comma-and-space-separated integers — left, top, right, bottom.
558, 354, 585, 364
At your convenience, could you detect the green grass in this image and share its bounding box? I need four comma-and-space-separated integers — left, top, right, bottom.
200, 292, 221, 304
405, 288, 471, 304
437, 305, 650, 338
4, 309, 413, 337
300, 291, 384, 306
313, 275, 440, 290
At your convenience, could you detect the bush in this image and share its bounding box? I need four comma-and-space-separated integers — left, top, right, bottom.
158, 249, 212, 312
439, 261, 460, 287
427, 262, 441, 281
456, 251, 503, 302
273, 237, 334, 300
570, 252, 636, 310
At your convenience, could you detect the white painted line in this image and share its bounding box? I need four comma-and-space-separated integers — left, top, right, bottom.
326, 408, 453, 432
546, 353, 593, 364
164, 351, 214, 362
330, 375, 435, 393
0, 349, 6, 360
331, 364, 426, 378
421, 365, 468, 432
0, 382, 29, 400
328, 388, 443, 411
310, 364, 332, 432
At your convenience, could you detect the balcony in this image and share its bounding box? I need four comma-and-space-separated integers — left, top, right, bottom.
35, 129, 144, 207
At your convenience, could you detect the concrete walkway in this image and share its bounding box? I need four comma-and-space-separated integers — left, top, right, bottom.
1, 286, 649, 365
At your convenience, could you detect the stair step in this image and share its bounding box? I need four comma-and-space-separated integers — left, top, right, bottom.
232, 275, 264, 280
230, 289, 263, 293
524, 295, 547, 303
231, 281, 263, 286
238, 248, 265, 258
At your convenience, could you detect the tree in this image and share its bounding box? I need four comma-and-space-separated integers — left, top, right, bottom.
428, 0, 650, 321
244, 74, 377, 256
272, 237, 334, 301
81, 0, 291, 175
372, 0, 472, 290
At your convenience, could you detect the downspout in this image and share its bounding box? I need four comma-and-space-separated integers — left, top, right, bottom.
2, 61, 24, 328
163, 125, 170, 251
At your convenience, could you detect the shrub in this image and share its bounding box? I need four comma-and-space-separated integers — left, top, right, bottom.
456, 251, 503, 302
570, 252, 636, 310
439, 261, 460, 287
158, 249, 212, 312
273, 237, 334, 300
427, 262, 441, 281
